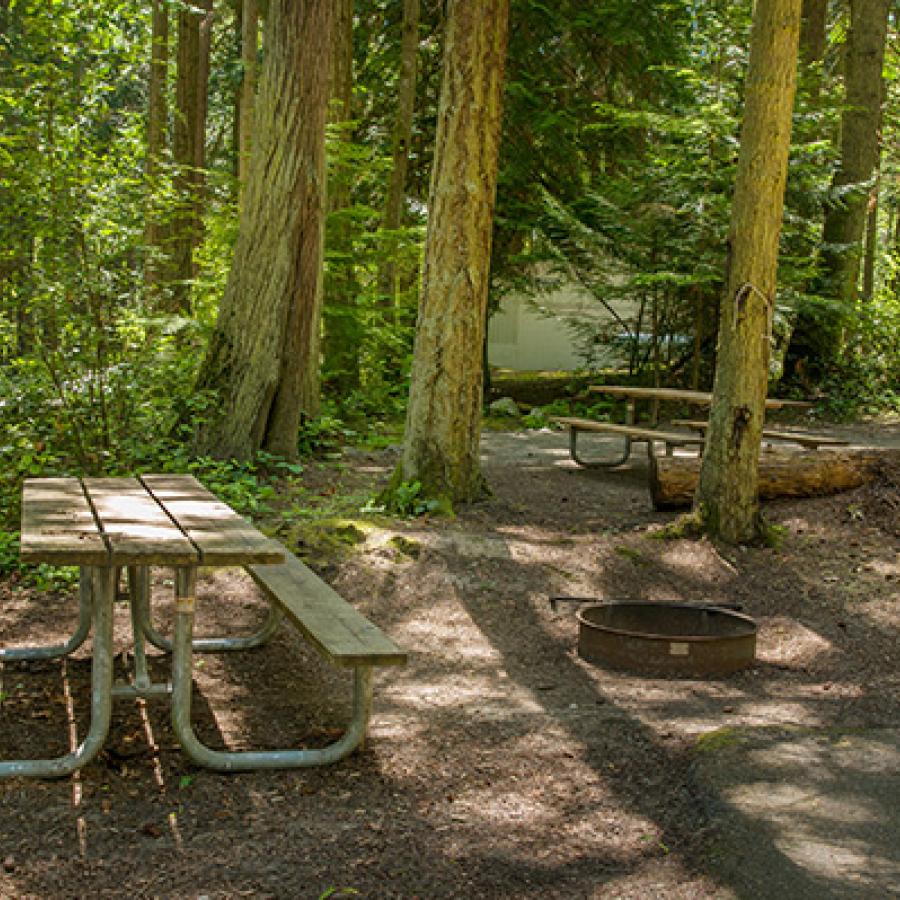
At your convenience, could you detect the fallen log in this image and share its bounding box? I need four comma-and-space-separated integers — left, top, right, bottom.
649, 448, 900, 510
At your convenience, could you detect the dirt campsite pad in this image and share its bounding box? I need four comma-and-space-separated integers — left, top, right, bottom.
1, 424, 898, 898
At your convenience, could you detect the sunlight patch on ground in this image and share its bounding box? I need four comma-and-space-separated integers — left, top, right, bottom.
756, 616, 834, 668
723, 783, 897, 887
657, 541, 736, 582
390, 676, 546, 718
449, 786, 557, 827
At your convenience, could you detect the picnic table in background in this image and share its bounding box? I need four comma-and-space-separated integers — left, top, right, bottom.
552, 385, 818, 468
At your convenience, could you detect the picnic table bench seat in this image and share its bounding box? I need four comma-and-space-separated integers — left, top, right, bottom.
670, 420, 850, 451
229, 544, 407, 766
246, 549, 407, 669
550, 416, 705, 468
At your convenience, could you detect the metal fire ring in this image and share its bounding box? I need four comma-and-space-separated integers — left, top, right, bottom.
576, 601, 757, 676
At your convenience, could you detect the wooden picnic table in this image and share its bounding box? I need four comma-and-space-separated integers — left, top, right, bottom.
588, 385, 813, 424
2, 475, 320, 778
554, 386, 815, 468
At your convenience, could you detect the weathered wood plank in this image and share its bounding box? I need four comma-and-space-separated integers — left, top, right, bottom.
20, 478, 108, 565
83, 477, 197, 566
671, 419, 849, 449
550, 416, 705, 445
247, 552, 407, 668
141, 474, 284, 566
588, 385, 813, 410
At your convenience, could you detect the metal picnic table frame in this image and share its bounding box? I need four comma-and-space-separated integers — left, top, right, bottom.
0, 474, 372, 777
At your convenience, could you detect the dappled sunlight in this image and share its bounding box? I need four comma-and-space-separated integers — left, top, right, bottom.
757, 616, 834, 668
714, 746, 900, 892
656, 541, 736, 583
391, 674, 545, 718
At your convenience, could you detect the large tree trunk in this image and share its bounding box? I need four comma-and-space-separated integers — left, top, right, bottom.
786, 0, 890, 377
652, 449, 899, 509
399, 0, 509, 504
694, 0, 801, 543
193, 0, 333, 461
144, 0, 169, 302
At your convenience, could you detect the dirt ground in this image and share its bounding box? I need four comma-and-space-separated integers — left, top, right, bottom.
0, 421, 898, 898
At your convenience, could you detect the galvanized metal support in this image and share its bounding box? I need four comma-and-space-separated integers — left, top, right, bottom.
0, 568, 94, 662
0, 566, 116, 779
170, 566, 373, 771
127, 566, 152, 691
133, 566, 282, 654
568, 427, 633, 468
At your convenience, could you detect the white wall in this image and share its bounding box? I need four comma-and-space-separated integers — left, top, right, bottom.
488, 285, 634, 372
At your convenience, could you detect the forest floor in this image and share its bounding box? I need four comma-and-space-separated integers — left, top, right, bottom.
0, 417, 898, 898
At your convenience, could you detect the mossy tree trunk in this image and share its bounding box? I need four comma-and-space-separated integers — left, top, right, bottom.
400, 0, 510, 504
695, 0, 802, 543
193, 0, 333, 461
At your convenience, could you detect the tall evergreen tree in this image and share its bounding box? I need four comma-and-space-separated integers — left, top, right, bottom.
399, 0, 510, 503
193, 0, 334, 460
695, 0, 802, 542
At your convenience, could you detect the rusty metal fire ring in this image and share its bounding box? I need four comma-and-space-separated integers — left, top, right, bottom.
576, 601, 757, 676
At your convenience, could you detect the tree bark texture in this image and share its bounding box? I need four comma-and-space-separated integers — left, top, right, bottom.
652, 449, 899, 510
378, 0, 421, 301
401, 0, 510, 503
193, 0, 333, 460
144, 0, 168, 300
238, 0, 258, 202
695, 0, 801, 543
789, 0, 889, 372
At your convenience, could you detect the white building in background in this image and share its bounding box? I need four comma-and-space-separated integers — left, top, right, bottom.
487, 282, 637, 372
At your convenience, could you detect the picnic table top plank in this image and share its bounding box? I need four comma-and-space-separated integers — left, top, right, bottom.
83, 477, 198, 566
141, 474, 284, 566
588, 385, 813, 409
671, 420, 849, 447
20, 477, 109, 565
247, 553, 407, 667
550, 416, 705, 444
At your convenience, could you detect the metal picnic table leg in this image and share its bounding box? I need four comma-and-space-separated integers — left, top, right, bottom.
133, 566, 282, 654
567, 395, 642, 468
0, 566, 115, 779
170, 566, 373, 771
568, 428, 633, 468
0, 568, 94, 662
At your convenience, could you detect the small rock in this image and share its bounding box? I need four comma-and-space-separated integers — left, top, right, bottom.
3, 856, 15, 873
488, 396, 520, 417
